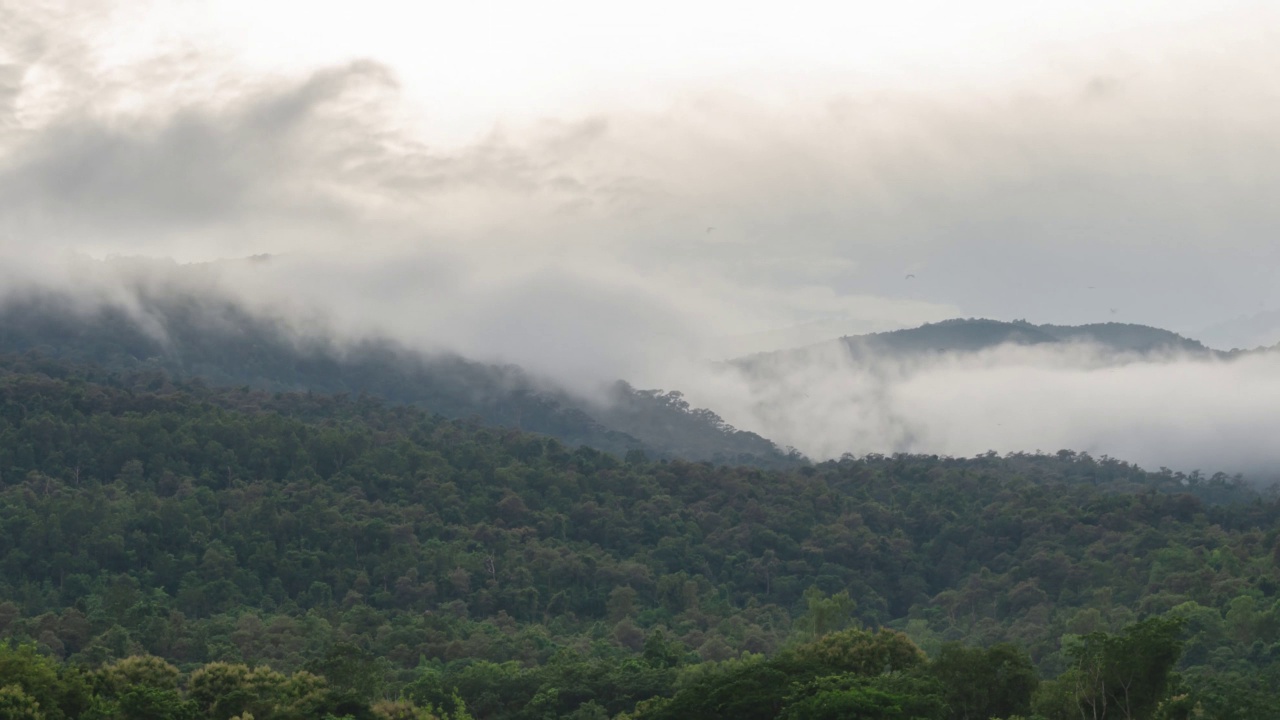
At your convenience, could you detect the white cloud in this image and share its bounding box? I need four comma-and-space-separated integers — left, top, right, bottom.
678, 342, 1280, 477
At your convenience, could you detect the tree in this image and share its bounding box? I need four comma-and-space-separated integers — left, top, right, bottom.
305, 643, 386, 700
930, 642, 1038, 720
88, 656, 193, 720
94, 656, 181, 694
788, 628, 926, 677
0, 684, 44, 720
631, 654, 787, 720
94, 686, 198, 720
641, 630, 686, 669
780, 674, 947, 720
798, 586, 857, 639
1066, 618, 1185, 720
0, 643, 90, 720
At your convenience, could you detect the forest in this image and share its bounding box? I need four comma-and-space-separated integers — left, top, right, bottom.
0, 293, 794, 467
1, 351, 1278, 718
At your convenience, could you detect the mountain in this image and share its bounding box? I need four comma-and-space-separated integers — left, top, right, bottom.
844, 318, 1216, 357
1036, 321, 1216, 354
0, 288, 797, 467
737, 317, 1221, 368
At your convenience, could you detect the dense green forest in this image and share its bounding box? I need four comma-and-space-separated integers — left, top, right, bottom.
0, 291, 794, 467
2, 351, 1279, 718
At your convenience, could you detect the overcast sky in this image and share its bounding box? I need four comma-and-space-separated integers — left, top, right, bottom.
4, 0, 1280, 471
6, 0, 1280, 340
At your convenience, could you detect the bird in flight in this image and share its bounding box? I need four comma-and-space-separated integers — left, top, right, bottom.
706, 226, 715, 233
905, 274, 916, 280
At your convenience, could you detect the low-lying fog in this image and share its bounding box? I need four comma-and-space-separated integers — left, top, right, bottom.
683, 341, 1280, 478
6, 253, 1280, 479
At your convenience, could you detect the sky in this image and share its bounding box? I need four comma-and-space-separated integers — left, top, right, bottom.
4, 0, 1280, 472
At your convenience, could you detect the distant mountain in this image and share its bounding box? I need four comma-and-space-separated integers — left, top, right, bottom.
0, 289, 797, 467
737, 318, 1222, 368
846, 318, 1061, 356
1036, 321, 1216, 354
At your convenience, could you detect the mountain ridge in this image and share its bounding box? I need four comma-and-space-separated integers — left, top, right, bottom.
0, 287, 798, 467
733, 317, 1239, 367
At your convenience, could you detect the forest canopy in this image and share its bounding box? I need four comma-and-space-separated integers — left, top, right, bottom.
0, 352, 1277, 718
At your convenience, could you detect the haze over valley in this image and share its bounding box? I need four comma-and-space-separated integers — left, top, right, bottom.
4, 257, 1280, 480
4, 3, 1280, 718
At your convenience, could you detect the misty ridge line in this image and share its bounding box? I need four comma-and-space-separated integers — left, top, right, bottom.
662, 317, 1280, 479
738, 326, 1254, 483
0, 263, 798, 467
3, 259, 1280, 484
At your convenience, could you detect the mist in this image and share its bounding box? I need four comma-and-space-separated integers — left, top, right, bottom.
673, 341, 1280, 477
4, 1, 1280, 476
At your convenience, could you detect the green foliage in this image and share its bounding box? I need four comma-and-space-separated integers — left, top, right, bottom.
0, 298, 796, 466
1037, 618, 1187, 720
86, 655, 193, 720
0, 643, 90, 720
0, 354, 1278, 716
930, 642, 1038, 720
635, 629, 937, 720
780, 673, 947, 720
1076, 617, 1184, 720
305, 644, 387, 700
798, 586, 858, 639
0, 684, 44, 720
634, 654, 791, 720
86, 686, 198, 720
785, 628, 926, 676
94, 655, 181, 694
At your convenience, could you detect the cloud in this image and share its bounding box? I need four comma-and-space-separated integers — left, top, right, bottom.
0, 55, 404, 256
678, 341, 1280, 478
3, 1, 1280, 474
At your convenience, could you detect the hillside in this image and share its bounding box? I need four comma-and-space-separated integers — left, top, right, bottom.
0, 353, 1277, 717
849, 317, 1218, 357
848, 318, 1061, 356
738, 318, 1220, 369
1036, 321, 1214, 354
0, 289, 794, 467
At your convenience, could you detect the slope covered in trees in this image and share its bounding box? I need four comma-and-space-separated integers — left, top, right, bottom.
0, 353, 1277, 717
0, 289, 793, 467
